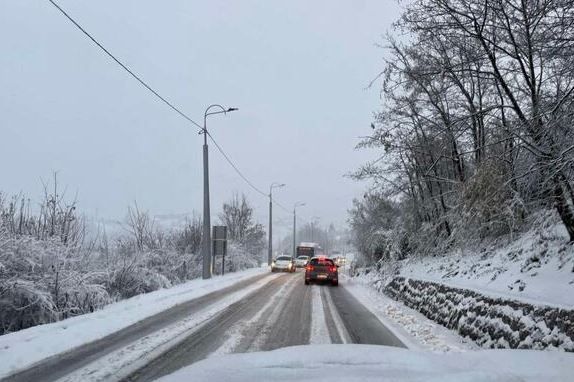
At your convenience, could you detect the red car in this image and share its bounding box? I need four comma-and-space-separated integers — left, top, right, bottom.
304, 257, 338, 286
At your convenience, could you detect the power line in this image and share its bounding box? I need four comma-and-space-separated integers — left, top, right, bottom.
273, 199, 292, 214
47, 0, 202, 129
206, 132, 268, 197
48, 0, 295, 216
206, 132, 292, 214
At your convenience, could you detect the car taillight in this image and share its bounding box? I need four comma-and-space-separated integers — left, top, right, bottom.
329, 266, 337, 273
306, 265, 314, 272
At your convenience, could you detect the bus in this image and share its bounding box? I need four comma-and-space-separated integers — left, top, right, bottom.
296, 242, 323, 258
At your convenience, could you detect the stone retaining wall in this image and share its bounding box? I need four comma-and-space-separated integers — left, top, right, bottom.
384, 277, 574, 351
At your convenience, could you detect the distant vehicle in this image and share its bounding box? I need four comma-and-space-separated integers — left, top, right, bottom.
294, 255, 309, 268
305, 256, 338, 286
330, 255, 346, 267
296, 242, 322, 259
271, 255, 295, 273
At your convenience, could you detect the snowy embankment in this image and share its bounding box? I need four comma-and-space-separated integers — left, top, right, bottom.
398, 217, 574, 307
0, 267, 267, 379
353, 217, 574, 351
385, 277, 574, 351
156, 344, 574, 382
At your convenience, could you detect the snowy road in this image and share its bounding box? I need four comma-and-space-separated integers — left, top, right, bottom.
124, 272, 405, 382
2, 271, 405, 382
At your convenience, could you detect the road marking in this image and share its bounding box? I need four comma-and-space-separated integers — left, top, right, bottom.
309, 286, 330, 344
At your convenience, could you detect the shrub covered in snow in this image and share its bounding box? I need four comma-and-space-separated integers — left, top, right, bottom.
0, 184, 266, 335
0, 279, 57, 333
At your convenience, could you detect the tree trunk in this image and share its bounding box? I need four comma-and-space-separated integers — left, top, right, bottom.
553, 174, 574, 241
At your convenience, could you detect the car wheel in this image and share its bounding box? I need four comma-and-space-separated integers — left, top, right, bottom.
271, 268, 275, 273
331, 280, 338, 287
304, 279, 310, 285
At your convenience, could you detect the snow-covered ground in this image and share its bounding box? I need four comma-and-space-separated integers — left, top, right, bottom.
0, 267, 268, 379
57, 273, 278, 382
157, 344, 574, 382
376, 217, 574, 307
343, 275, 474, 352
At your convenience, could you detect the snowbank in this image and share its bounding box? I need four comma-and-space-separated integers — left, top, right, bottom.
385, 277, 574, 351
396, 219, 574, 307
156, 344, 574, 382
0, 267, 266, 379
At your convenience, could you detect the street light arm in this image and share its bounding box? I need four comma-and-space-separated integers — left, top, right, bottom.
204, 104, 227, 118
202, 104, 239, 137
205, 105, 239, 118
269, 182, 286, 197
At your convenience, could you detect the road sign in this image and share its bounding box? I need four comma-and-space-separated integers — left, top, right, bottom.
213, 226, 227, 241
213, 226, 228, 275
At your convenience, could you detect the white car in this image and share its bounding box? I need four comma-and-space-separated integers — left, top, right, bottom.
271, 256, 295, 272
294, 255, 309, 268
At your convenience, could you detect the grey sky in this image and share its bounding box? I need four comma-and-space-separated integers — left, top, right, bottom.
0, 0, 401, 237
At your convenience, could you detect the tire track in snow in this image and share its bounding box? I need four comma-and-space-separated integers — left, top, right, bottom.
321, 287, 351, 344
55, 274, 284, 382
210, 273, 300, 356
244, 272, 311, 352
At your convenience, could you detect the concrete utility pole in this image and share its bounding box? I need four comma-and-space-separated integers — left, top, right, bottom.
292, 201, 305, 257
268, 182, 285, 266
201, 104, 238, 280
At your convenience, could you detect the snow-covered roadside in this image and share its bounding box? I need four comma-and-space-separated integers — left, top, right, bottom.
156, 344, 574, 382
57, 274, 280, 382
395, 220, 574, 308
0, 267, 268, 379
342, 275, 475, 352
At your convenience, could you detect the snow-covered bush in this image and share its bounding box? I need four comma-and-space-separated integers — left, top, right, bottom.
107, 263, 172, 299
348, 192, 406, 263
456, 160, 526, 241
0, 185, 266, 335
0, 279, 57, 333
52, 271, 111, 318
212, 193, 266, 274
216, 241, 260, 274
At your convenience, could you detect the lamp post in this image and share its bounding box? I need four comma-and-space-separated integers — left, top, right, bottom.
268, 182, 285, 266
201, 104, 238, 279
292, 201, 305, 258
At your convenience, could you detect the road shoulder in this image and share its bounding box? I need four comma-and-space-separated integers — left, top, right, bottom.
341, 275, 475, 351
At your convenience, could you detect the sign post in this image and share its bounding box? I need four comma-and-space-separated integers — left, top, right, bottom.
213, 226, 228, 275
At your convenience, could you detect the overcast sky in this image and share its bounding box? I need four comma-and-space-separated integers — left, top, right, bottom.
0, 0, 402, 238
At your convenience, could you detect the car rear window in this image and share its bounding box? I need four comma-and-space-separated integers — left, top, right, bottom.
297, 256, 308, 260
277, 256, 292, 261
309, 258, 334, 266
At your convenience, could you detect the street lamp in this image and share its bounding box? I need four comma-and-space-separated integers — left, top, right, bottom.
268, 182, 285, 266
293, 201, 306, 258
201, 104, 238, 280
